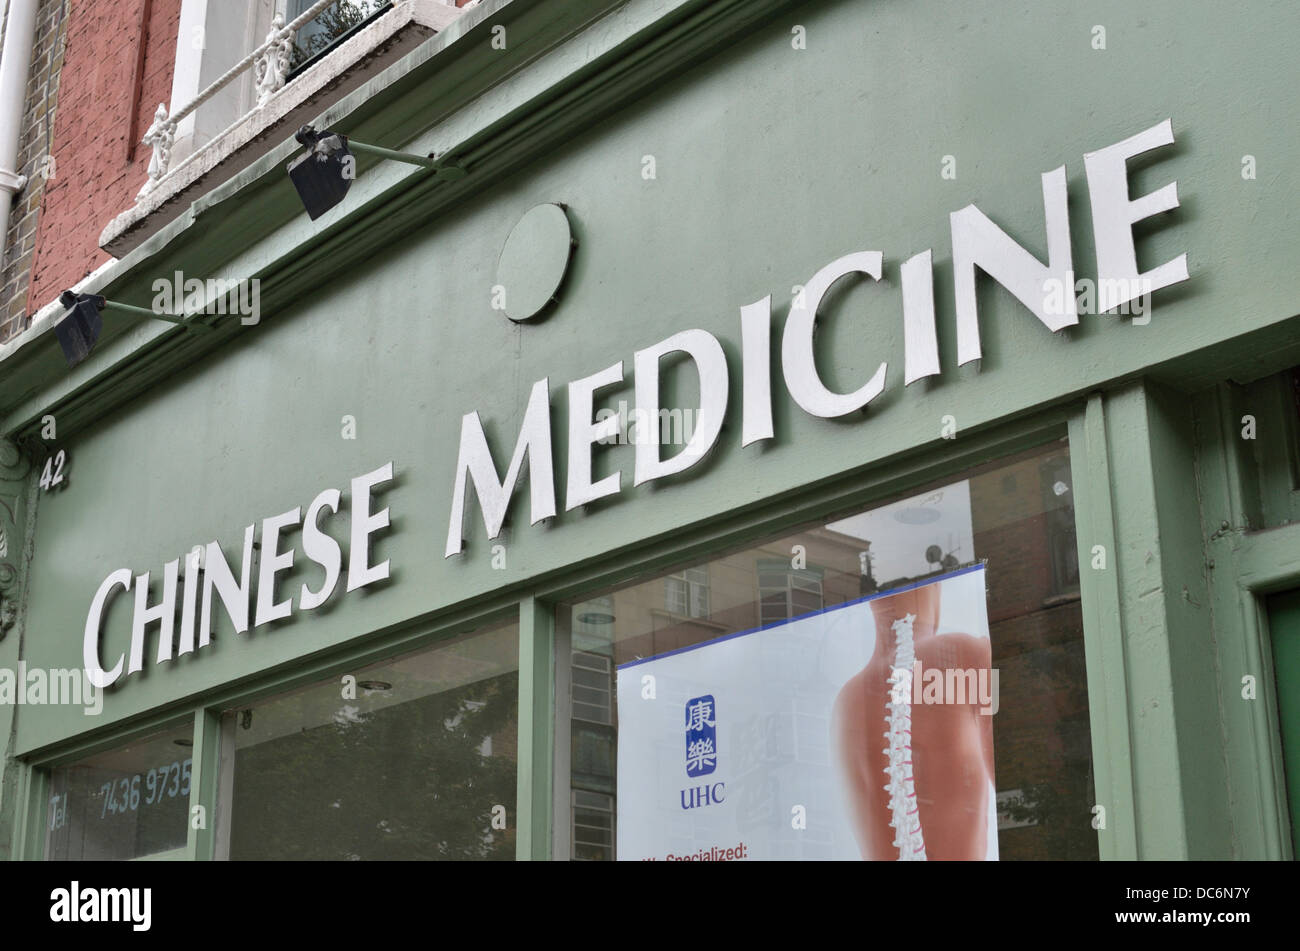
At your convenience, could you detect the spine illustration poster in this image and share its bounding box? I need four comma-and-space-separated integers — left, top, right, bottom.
615, 565, 998, 861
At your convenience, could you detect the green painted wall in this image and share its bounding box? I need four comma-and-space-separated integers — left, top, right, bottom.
2, 0, 1299, 857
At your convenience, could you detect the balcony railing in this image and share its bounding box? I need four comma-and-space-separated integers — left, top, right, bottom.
106, 0, 463, 255
136, 0, 338, 201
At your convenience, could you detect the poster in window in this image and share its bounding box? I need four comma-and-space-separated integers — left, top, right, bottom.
615, 565, 998, 860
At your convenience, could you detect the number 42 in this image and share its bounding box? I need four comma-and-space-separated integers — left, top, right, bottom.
39, 450, 66, 492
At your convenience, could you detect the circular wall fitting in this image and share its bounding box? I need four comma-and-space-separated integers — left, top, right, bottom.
494, 203, 575, 322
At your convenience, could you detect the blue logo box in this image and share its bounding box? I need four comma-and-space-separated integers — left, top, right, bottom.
685, 694, 718, 777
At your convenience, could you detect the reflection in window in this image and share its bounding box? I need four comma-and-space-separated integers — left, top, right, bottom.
572, 789, 615, 861
1290, 367, 1300, 488
666, 566, 710, 618
288, 0, 391, 72
572, 651, 613, 725
1040, 456, 1080, 600
45, 729, 193, 860
572, 595, 616, 640
217, 621, 518, 860
757, 559, 825, 625
559, 440, 1096, 860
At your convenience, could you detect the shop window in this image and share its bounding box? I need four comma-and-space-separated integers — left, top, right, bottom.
557, 441, 1096, 860
45, 728, 194, 860
666, 566, 710, 618
214, 621, 518, 860
1291, 367, 1300, 488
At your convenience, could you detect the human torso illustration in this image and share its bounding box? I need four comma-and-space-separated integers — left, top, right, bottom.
832, 584, 995, 860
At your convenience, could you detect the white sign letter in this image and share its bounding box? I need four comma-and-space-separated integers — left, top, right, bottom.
902, 250, 940, 384
129, 560, 179, 673
347, 463, 394, 591
255, 507, 302, 625
740, 296, 774, 446
951, 165, 1076, 365
446, 379, 555, 556
200, 526, 256, 647
1083, 118, 1189, 313
300, 488, 342, 611
84, 570, 131, 689
633, 330, 728, 486
782, 251, 887, 417
566, 362, 625, 510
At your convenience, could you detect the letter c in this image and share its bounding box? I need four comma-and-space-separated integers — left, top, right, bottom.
782, 251, 887, 418
85, 569, 131, 689
711, 782, 726, 804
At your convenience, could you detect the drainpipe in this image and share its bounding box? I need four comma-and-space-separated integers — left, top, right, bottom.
0, 0, 40, 262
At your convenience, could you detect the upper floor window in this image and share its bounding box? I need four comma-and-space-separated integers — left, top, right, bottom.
109, 0, 464, 256
288, 0, 393, 74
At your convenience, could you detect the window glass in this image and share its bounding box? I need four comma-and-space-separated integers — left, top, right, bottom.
45, 728, 193, 860
288, 0, 391, 71
218, 621, 518, 860
1291, 367, 1300, 489
559, 441, 1095, 860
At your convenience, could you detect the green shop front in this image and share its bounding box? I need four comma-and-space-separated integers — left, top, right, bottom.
0, 0, 1298, 861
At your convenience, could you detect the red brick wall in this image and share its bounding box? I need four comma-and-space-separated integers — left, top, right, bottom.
0, 0, 69, 341
24, 0, 181, 315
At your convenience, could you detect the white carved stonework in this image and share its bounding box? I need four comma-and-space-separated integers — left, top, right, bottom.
255, 14, 294, 108
137, 103, 176, 200
0, 439, 31, 640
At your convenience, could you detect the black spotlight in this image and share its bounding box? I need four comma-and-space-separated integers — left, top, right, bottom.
54, 291, 213, 369
287, 124, 464, 220
55, 291, 106, 368
287, 127, 355, 221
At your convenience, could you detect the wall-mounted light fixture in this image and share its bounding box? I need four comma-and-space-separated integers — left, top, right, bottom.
55, 291, 214, 369
287, 125, 465, 220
